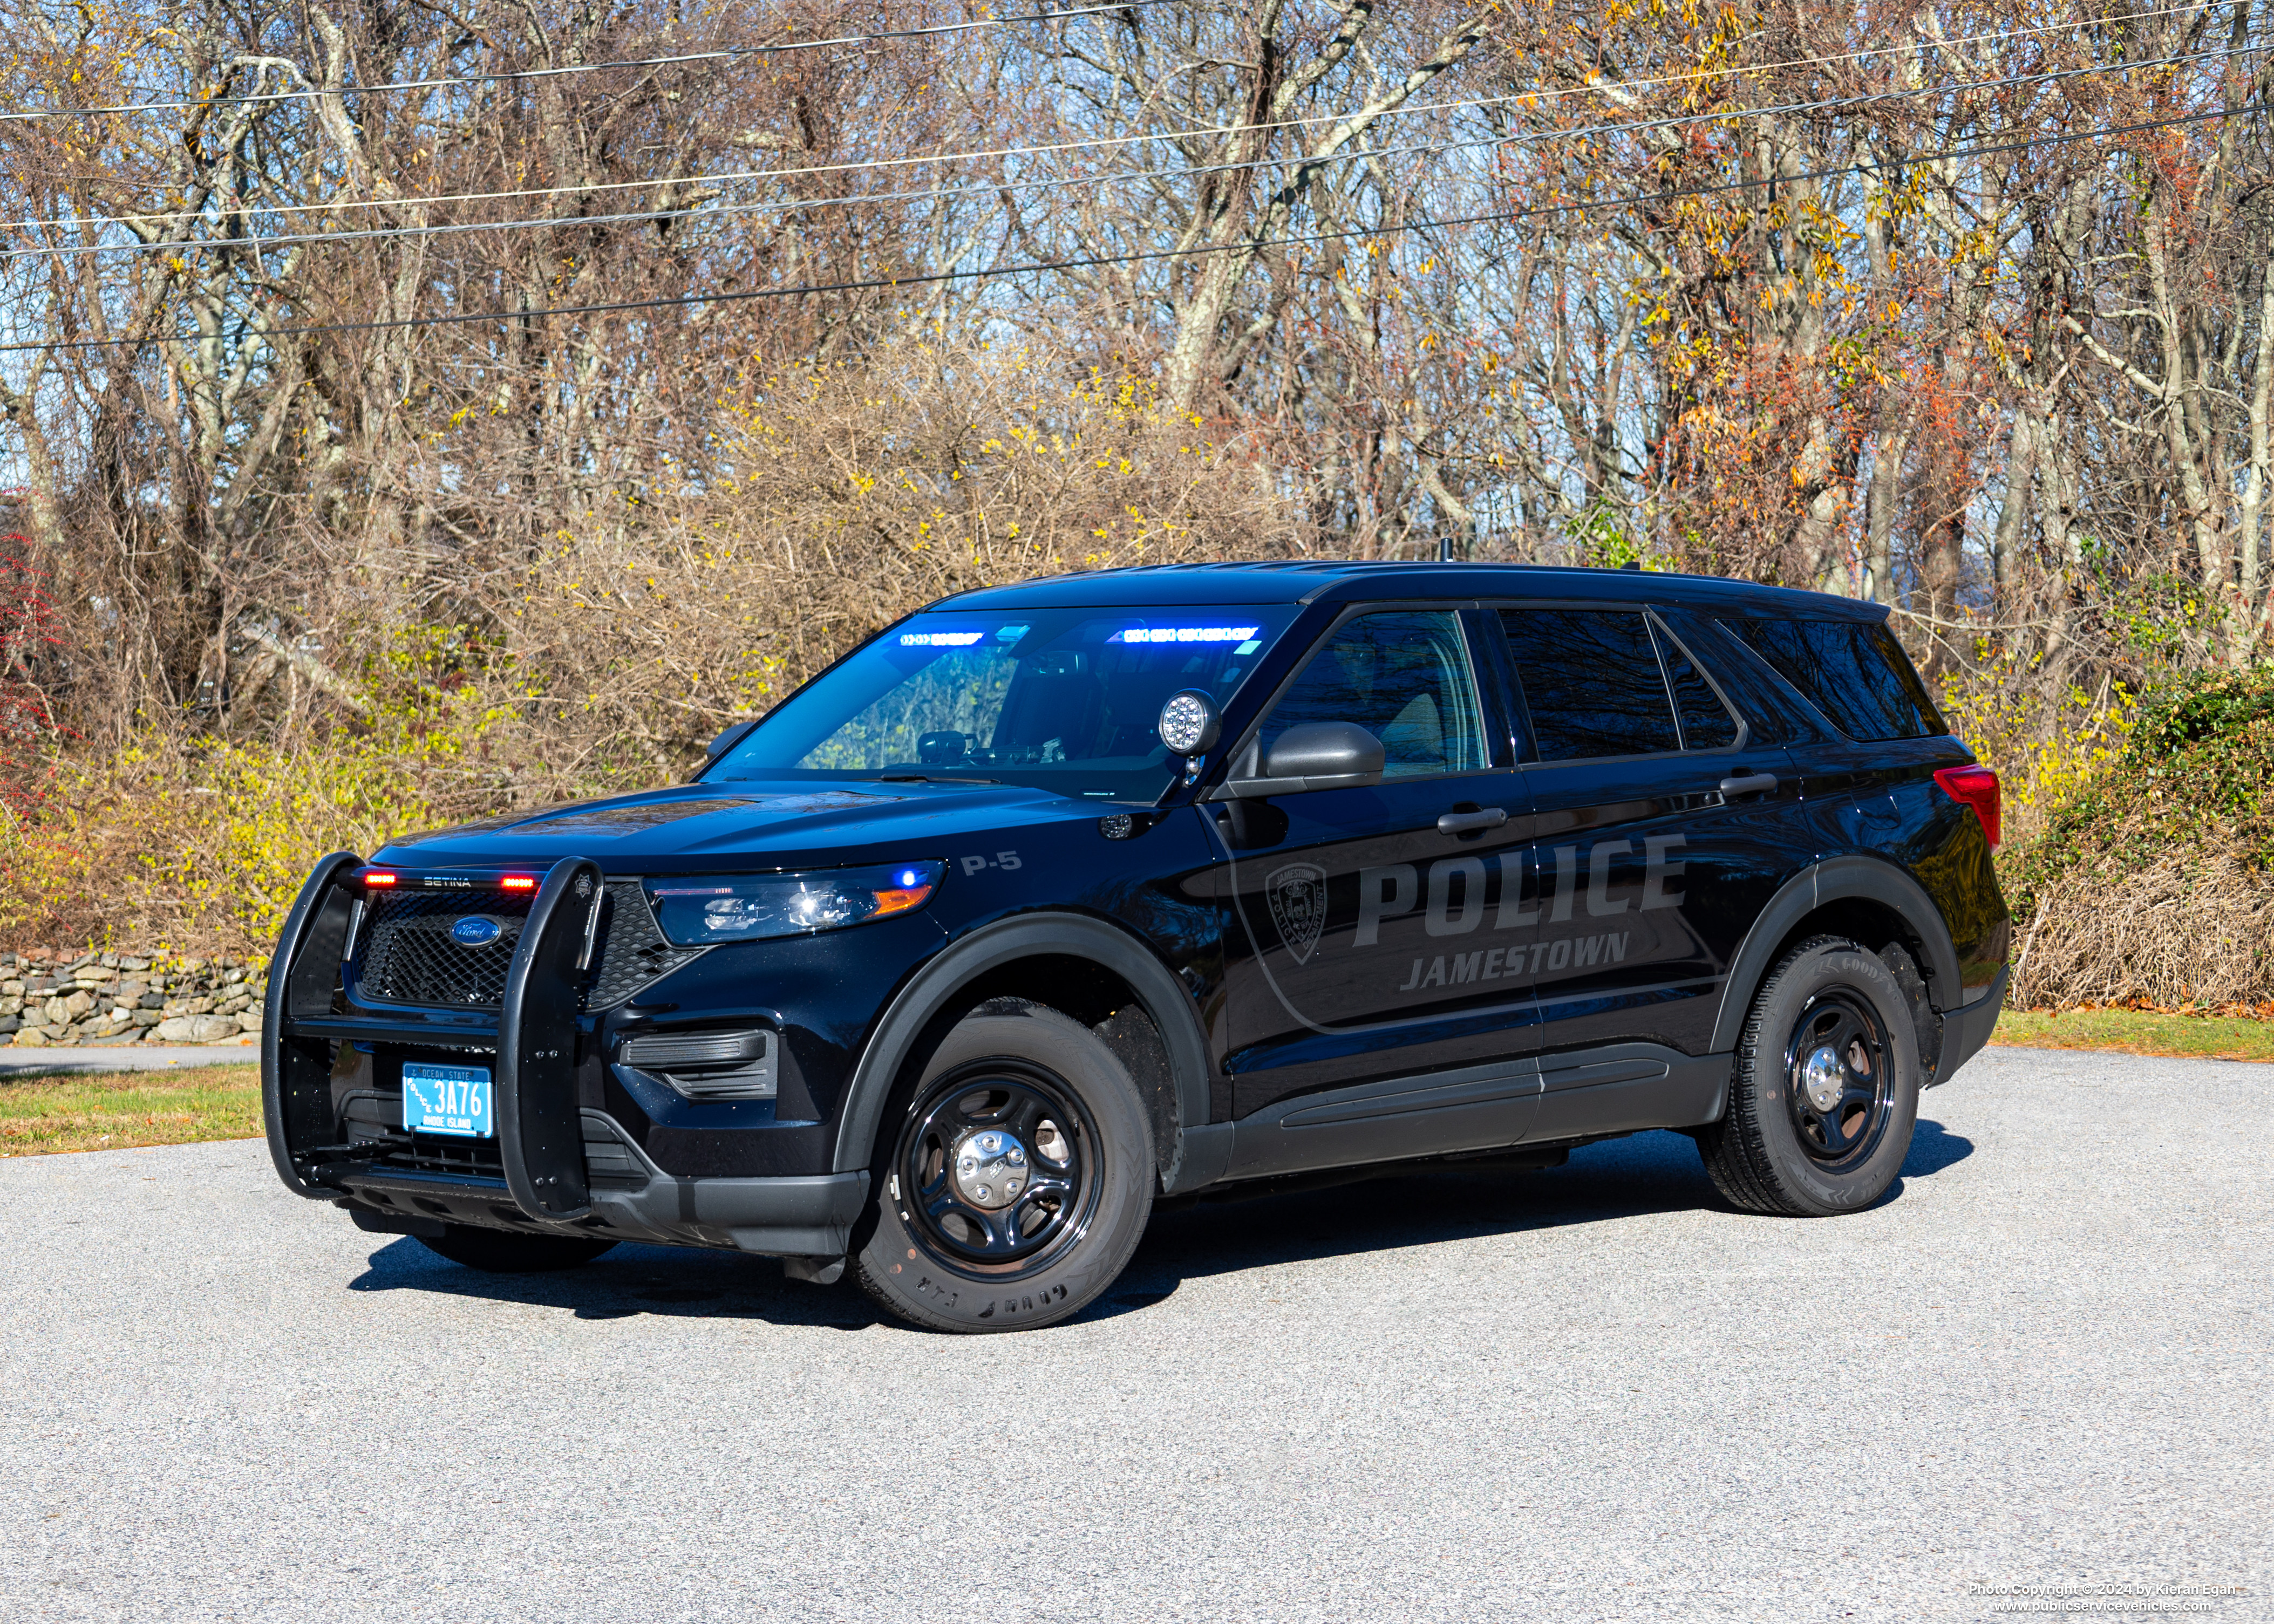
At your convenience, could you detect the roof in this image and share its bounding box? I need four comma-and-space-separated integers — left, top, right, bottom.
931, 559, 1884, 619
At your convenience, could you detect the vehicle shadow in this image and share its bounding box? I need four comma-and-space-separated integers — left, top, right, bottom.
342, 1120, 1973, 1330
1079, 1117, 1975, 1323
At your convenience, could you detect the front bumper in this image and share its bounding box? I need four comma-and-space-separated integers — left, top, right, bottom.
336, 1115, 869, 1255
262, 854, 863, 1255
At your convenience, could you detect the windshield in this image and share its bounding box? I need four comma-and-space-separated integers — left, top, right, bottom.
708, 605, 1303, 801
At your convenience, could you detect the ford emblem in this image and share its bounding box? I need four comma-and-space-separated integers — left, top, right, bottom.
450, 916, 504, 947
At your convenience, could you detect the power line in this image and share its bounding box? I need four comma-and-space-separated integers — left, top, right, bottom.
0, 1, 1192, 124
0, 0, 2223, 222
6, 42, 2255, 265
0, 103, 2241, 358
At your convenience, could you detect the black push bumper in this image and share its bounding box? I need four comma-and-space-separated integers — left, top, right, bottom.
260, 854, 865, 1257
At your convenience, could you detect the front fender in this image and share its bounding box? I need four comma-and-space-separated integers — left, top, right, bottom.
828, 913, 1214, 1182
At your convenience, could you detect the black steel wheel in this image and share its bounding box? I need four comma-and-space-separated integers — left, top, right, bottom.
896, 1067, 1099, 1269
1696, 936, 1921, 1217
855, 1000, 1153, 1332
1783, 990, 1897, 1173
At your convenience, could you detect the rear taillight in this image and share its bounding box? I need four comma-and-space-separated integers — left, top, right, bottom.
1933, 765, 2000, 848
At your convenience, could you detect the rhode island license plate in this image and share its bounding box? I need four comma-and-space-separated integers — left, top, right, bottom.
402, 1062, 494, 1139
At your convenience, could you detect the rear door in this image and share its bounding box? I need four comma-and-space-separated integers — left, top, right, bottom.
1212, 605, 1538, 1127
1489, 603, 1810, 1135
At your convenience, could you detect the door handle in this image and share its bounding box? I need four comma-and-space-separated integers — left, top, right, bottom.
1436, 807, 1510, 836
1718, 772, 1780, 797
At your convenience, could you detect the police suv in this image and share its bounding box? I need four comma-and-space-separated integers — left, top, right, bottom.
262, 562, 2010, 1332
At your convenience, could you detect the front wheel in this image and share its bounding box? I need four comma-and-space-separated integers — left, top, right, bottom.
855, 1001, 1154, 1332
1696, 936, 1921, 1217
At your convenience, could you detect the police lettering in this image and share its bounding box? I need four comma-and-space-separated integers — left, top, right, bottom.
1356, 833, 1683, 951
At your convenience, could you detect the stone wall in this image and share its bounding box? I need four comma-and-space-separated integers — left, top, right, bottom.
0, 949, 268, 1047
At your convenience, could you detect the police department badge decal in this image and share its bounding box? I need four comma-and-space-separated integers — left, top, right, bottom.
1263, 862, 1328, 965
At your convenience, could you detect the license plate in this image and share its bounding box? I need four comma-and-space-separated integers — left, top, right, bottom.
403, 1062, 494, 1139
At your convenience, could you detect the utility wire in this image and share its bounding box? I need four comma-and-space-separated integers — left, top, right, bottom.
6, 41, 2255, 265
0, 0, 2224, 220
0, 103, 2242, 357
0, 1, 1193, 124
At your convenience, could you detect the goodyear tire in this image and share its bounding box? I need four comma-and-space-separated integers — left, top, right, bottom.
417, 1225, 617, 1272
855, 1000, 1153, 1333
1696, 936, 1921, 1218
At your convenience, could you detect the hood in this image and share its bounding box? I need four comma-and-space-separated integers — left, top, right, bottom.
369, 779, 1111, 872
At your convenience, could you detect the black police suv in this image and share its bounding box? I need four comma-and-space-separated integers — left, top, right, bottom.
262, 562, 2009, 1331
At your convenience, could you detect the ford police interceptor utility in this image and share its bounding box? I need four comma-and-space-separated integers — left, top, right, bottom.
262, 562, 2009, 1332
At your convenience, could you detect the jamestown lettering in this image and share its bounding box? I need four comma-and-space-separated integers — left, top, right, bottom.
1397, 931, 1631, 992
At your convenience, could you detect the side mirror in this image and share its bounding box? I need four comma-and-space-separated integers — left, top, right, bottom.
1157, 688, 1222, 756
1221, 721, 1386, 797
705, 718, 760, 761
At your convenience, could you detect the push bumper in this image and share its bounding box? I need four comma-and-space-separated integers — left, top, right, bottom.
1931, 966, 2008, 1087
263, 854, 863, 1254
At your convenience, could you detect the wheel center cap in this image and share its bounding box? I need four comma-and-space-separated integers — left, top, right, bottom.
1801, 1045, 1846, 1113
952, 1128, 1030, 1210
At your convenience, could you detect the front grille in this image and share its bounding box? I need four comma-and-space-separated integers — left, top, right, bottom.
338, 1089, 646, 1189
588, 883, 707, 1009
350, 881, 704, 1012
358, 892, 533, 1007
387, 1132, 507, 1181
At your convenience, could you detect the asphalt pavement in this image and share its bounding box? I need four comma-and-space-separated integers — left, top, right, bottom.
2, 1046, 2267, 1623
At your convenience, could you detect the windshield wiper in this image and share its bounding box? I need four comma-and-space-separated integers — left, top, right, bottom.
876, 774, 998, 785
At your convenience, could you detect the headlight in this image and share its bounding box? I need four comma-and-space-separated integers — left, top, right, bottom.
646, 862, 943, 945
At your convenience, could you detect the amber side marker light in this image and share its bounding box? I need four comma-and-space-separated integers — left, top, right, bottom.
1932, 765, 2001, 848
870, 871, 939, 918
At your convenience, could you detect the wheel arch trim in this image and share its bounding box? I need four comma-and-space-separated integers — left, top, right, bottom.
829, 913, 1212, 1177
1710, 855, 1963, 1053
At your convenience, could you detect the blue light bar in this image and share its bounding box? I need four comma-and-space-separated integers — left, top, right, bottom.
1108, 625, 1262, 645
898, 631, 986, 647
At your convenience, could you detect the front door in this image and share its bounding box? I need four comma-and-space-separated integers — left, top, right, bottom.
1212, 606, 1537, 1125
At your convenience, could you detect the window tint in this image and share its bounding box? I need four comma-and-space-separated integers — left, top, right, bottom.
1259, 611, 1486, 779
1721, 617, 1943, 741
1653, 622, 1740, 749
1500, 609, 1681, 760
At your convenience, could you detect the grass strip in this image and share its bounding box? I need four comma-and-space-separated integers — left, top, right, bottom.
0, 1065, 261, 1157
1992, 1007, 2274, 1062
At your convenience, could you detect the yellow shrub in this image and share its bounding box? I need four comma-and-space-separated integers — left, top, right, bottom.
1939, 658, 2138, 816
1, 679, 512, 952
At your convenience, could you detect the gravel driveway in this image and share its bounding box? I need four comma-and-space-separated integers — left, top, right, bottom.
2, 1047, 2267, 1623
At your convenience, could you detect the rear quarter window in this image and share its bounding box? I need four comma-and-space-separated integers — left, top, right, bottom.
1721, 617, 1944, 741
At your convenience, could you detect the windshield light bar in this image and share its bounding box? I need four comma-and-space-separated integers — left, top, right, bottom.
898, 631, 985, 647
1108, 625, 1261, 645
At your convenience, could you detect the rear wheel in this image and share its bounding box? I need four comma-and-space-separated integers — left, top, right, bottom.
1696, 936, 1920, 1217
417, 1225, 617, 1272
854, 1001, 1153, 1333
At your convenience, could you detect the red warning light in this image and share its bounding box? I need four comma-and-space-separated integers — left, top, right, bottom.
363, 871, 399, 888
500, 875, 539, 892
